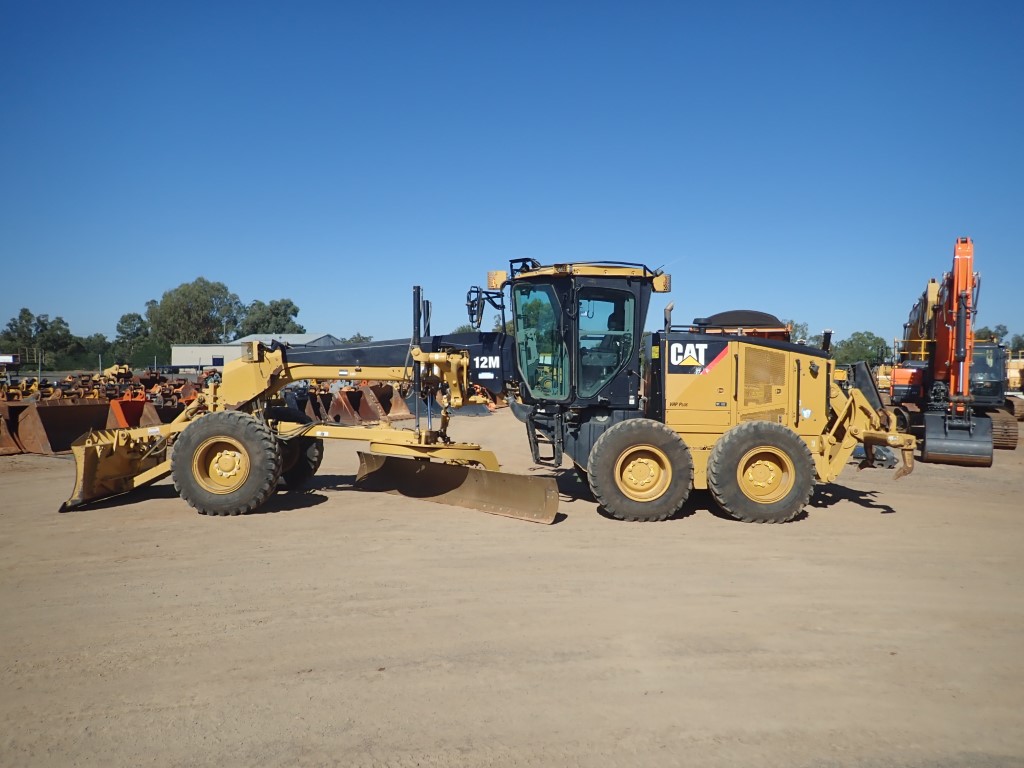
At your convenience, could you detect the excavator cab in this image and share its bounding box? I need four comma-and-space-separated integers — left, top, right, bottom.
970, 343, 1008, 407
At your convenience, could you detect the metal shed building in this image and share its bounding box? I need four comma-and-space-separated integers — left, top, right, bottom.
170, 333, 344, 370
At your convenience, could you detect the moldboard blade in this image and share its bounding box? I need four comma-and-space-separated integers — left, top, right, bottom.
355, 451, 558, 524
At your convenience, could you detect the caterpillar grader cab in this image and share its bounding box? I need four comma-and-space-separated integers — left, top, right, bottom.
890, 237, 1017, 464
480, 259, 914, 523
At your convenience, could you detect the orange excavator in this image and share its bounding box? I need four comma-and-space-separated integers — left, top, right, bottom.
890, 237, 1001, 465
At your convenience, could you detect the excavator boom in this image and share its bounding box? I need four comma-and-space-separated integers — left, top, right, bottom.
892, 237, 995, 466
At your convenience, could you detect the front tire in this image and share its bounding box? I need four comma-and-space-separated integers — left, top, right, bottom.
707, 421, 815, 523
171, 411, 282, 516
587, 419, 693, 522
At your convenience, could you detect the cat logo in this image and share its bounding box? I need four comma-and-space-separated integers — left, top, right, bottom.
669, 342, 707, 367
667, 340, 728, 374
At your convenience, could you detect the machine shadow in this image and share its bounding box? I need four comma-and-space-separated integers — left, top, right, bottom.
698, 490, 811, 524
59, 482, 182, 513
271, 472, 570, 524
810, 483, 896, 514
255, 474, 360, 514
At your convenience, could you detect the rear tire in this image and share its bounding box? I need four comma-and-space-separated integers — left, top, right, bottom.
707, 421, 814, 523
587, 419, 692, 522
171, 411, 282, 516
265, 406, 324, 490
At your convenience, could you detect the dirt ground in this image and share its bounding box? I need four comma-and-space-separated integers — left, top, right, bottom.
1, 410, 1022, 768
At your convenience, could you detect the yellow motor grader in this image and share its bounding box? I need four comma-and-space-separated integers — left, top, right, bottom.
63, 266, 914, 524
476, 259, 915, 523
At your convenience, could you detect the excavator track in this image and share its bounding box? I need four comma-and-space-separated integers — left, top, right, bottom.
1007, 397, 1024, 421
990, 408, 1019, 450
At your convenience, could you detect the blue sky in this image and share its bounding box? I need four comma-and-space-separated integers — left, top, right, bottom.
2, 1, 1022, 346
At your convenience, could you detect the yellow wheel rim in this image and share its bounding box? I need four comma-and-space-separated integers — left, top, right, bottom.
192, 436, 251, 495
736, 446, 794, 504
614, 444, 672, 502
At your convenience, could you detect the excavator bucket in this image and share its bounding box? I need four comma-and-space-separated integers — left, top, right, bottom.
328, 389, 363, 425
368, 383, 414, 421
356, 386, 389, 422
107, 400, 162, 429
16, 401, 113, 454
305, 392, 333, 421
921, 412, 994, 467
355, 451, 559, 524
0, 409, 22, 455
154, 404, 184, 424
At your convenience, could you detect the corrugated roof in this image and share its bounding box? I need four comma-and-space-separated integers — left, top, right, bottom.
233, 333, 338, 345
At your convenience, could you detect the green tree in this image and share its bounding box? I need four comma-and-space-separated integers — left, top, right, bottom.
131, 337, 172, 369
784, 319, 810, 343
492, 315, 514, 334
1010, 334, 1024, 353
975, 324, 1008, 342
518, 298, 555, 353
34, 315, 74, 357
149, 278, 245, 344
1, 308, 36, 352
54, 332, 112, 370
112, 312, 150, 363
450, 323, 476, 334
832, 330, 889, 366
236, 299, 305, 338
1, 308, 114, 370
341, 333, 373, 344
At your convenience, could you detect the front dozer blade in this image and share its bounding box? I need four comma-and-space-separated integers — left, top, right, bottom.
60, 428, 171, 512
355, 452, 559, 524
921, 412, 993, 467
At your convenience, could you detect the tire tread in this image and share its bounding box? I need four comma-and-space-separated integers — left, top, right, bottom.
707, 421, 814, 523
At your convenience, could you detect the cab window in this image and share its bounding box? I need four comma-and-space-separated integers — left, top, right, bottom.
577, 289, 634, 398
512, 283, 570, 400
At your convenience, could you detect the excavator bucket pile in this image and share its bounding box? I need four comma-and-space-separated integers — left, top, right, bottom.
355, 451, 558, 524
323, 384, 413, 425
16, 401, 114, 454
